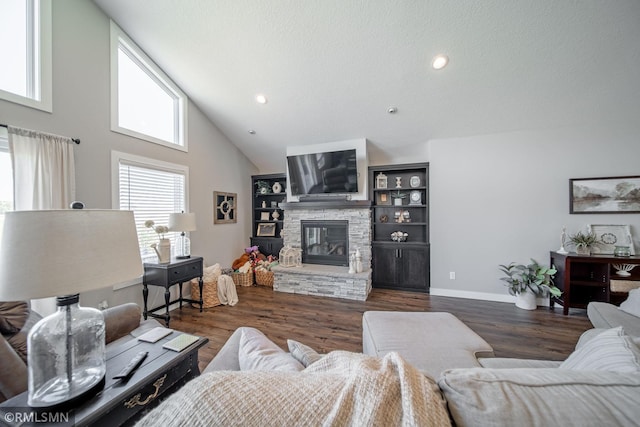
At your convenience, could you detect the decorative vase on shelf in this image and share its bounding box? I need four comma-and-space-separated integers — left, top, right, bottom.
272, 182, 282, 194
515, 291, 537, 310
272, 210, 280, 220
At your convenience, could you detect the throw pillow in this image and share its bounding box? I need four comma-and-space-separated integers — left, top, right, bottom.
0, 301, 29, 335
238, 327, 304, 372
287, 339, 323, 367
620, 288, 640, 317
560, 326, 640, 373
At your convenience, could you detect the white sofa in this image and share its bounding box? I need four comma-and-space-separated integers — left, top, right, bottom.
140, 311, 640, 426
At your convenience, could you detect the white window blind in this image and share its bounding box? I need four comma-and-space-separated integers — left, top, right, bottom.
118, 160, 186, 261
0, 131, 12, 213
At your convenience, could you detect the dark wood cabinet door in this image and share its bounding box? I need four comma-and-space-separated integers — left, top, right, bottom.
372, 244, 429, 292
398, 245, 429, 291
372, 245, 399, 288
251, 237, 283, 257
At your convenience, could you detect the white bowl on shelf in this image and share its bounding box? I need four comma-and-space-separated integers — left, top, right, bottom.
612, 264, 637, 277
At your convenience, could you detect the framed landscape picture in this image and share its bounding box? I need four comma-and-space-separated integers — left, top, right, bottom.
570, 176, 640, 214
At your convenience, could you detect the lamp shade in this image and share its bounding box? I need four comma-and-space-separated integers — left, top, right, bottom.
0, 210, 143, 300
168, 212, 196, 232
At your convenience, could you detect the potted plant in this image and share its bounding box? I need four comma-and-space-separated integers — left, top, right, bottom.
254, 180, 271, 195
499, 259, 561, 310
567, 230, 599, 255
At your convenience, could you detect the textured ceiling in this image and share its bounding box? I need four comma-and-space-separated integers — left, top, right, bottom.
93, 0, 640, 173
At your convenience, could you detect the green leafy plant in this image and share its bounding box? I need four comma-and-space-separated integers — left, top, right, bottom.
254, 180, 271, 194
499, 259, 561, 298
567, 231, 599, 249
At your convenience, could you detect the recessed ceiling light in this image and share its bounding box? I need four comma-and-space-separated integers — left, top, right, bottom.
255, 94, 268, 104
248, 129, 256, 134
387, 106, 398, 114
431, 55, 449, 70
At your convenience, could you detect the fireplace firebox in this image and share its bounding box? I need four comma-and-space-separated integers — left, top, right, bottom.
301, 220, 349, 266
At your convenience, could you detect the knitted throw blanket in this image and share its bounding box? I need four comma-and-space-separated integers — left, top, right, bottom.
136, 351, 452, 427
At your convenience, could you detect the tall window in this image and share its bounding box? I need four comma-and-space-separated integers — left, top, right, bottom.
110, 21, 188, 150
112, 151, 188, 262
0, 0, 52, 112
0, 129, 13, 213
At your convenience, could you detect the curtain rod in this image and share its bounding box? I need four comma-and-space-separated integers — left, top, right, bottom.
0, 124, 80, 144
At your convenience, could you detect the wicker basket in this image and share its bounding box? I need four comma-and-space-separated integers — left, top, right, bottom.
610, 279, 640, 293
190, 278, 220, 308
255, 270, 274, 287
232, 271, 254, 287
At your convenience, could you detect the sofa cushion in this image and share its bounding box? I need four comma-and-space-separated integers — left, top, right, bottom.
620, 288, 640, 317
587, 301, 640, 337
560, 327, 640, 373
238, 328, 304, 372
0, 301, 29, 335
287, 339, 323, 367
438, 367, 640, 427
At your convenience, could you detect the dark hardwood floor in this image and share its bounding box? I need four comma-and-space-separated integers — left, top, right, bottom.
167, 286, 593, 372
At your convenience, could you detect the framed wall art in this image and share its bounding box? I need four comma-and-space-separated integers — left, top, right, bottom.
587, 224, 635, 255
214, 191, 237, 224
256, 222, 276, 237
570, 176, 640, 214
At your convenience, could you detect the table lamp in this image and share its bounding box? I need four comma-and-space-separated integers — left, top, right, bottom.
168, 212, 196, 259
0, 209, 143, 408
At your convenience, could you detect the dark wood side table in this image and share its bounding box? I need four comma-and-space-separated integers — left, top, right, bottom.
143, 257, 204, 327
0, 331, 208, 427
550, 251, 640, 315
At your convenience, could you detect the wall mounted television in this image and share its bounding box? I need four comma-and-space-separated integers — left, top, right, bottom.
287, 149, 358, 196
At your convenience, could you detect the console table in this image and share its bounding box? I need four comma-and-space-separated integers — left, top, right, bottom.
0, 331, 208, 426
143, 257, 204, 327
550, 251, 640, 315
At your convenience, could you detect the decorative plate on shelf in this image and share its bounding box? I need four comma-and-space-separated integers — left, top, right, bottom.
409, 176, 421, 188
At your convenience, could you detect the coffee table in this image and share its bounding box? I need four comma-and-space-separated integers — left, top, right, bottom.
0, 330, 208, 426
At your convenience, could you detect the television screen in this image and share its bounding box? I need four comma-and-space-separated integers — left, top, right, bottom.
287, 149, 358, 196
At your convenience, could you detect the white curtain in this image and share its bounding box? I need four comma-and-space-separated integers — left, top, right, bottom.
8, 126, 76, 314
8, 126, 76, 210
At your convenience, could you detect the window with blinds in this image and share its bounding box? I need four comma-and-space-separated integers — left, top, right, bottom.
0, 130, 12, 213
114, 152, 188, 261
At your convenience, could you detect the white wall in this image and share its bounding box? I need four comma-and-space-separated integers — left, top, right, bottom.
427, 124, 640, 302
0, 0, 257, 310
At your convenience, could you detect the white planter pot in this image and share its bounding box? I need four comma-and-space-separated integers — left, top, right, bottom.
515, 291, 537, 310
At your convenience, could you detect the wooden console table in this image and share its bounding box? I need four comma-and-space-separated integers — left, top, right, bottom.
143, 257, 204, 327
0, 331, 208, 426
550, 251, 640, 315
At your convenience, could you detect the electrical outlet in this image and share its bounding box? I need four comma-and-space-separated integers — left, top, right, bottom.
449, 272, 456, 280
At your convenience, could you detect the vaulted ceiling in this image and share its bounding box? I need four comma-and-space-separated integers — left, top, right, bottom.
93, 0, 640, 173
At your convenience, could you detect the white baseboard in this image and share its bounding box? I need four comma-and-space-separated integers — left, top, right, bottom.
429, 287, 551, 306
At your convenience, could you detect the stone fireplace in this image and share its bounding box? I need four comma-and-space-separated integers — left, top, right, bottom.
272, 200, 372, 300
